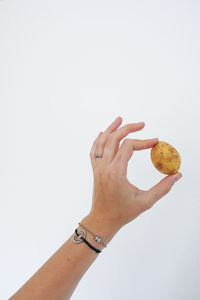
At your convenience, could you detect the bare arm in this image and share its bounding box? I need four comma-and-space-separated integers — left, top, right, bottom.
9, 117, 182, 300
9, 213, 118, 300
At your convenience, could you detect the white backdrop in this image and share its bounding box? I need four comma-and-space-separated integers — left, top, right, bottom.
1, 1, 200, 299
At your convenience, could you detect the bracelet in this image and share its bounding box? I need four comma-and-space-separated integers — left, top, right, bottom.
78, 222, 107, 248
73, 228, 102, 254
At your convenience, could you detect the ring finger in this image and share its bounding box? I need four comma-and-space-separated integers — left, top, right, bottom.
91, 116, 123, 167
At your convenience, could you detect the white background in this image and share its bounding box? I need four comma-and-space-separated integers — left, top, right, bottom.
1, 0, 200, 299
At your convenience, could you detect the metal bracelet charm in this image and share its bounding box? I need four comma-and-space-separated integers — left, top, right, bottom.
73, 228, 102, 253
73, 229, 86, 243
78, 222, 107, 248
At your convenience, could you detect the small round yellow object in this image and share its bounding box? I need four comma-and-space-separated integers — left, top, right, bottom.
151, 141, 181, 175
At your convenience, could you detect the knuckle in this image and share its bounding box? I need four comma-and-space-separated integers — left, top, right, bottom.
123, 138, 132, 145
138, 194, 153, 211
107, 132, 115, 141
93, 165, 121, 184
99, 138, 105, 147
145, 201, 153, 210
142, 200, 153, 211
125, 123, 134, 131
106, 167, 119, 181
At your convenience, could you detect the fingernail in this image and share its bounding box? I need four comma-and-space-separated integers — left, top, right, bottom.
136, 122, 145, 125
151, 138, 159, 142
173, 173, 182, 183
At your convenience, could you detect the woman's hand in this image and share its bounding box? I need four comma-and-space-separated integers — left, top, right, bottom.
88, 116, 182, 233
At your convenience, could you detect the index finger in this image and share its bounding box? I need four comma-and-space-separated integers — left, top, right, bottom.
112, 138, 159, 176
102, 122, 145, 164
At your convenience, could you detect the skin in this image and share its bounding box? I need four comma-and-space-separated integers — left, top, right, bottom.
9, 116, 182, 300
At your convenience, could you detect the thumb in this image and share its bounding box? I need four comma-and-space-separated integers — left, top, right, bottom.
145, 172, 183, 208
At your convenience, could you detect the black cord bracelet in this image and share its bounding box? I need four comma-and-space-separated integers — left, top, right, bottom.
74, 228, 102, 253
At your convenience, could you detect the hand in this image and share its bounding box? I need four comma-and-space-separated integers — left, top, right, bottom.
88, 116, 182, 232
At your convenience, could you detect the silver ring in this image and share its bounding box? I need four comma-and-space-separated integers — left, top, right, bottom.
73, 229, 87, 244
95, 155, 103, 158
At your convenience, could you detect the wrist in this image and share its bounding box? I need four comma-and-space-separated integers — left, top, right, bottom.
80, 213, 120, 249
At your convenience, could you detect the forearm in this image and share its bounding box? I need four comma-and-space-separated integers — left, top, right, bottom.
9, 214, 119, 300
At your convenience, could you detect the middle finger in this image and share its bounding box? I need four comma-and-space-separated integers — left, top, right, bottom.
102, 122, 145, 164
